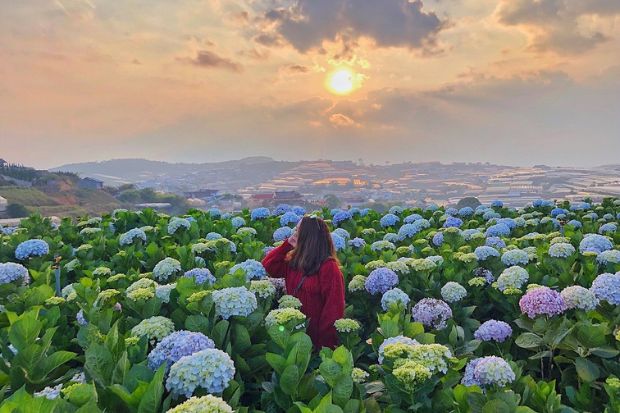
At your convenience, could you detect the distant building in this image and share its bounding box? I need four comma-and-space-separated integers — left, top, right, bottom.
0, 195, 7, 213
79, 177, 104, 190
274, 191, 303, 203
184, 189, 219, 199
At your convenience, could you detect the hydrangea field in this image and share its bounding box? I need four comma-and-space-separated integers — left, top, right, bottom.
2, 199, 620, 412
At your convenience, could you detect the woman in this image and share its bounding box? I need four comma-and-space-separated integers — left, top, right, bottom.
262, 215, 345, 349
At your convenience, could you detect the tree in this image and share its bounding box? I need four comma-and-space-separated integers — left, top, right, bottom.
324, 194, 341, 209
456, 197, 481, 210
6, 203, 29, 218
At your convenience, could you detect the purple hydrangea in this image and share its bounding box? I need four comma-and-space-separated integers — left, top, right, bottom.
412, 298, 452, 330
148, 331, 215, 372
474, 320, 512, 342
365, 268, 399, 295
184, 268, 216, 286
462, 356, 515, 387
590, 273, 620, 305
519, 287, 565, 318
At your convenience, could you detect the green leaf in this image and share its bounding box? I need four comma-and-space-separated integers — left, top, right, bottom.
575, 357, 600, 382
266, 353, 287, 376
232, 324, 251, 353
319, 359, 342, 385
515, 332, 543, 349
590, 347, 620, 358
332, 376, 353, 407
40, 351, 77, 378
483, 400, 511, 413
137, 365, 166, 413
8, 311, 42, 351
279, 365, 300, 396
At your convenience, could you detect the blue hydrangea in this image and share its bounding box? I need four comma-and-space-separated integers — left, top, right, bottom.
365, 268, 398, 295
0, 262, 29, 285
168, 217, 191, 235
462, 356, 515, 387
483, 210, 501, 221
231, 217, 246, 228
443, 216, 463, 228
561, 286, 599, 310
590, 273, 620, 305
501, 249, 529, 266
15, 239, 49, 260
166, 348, 235, 397
250, 207, 270, 220
599, 223, 618, 234
567, 220, 582, 229
274, 204, 292, 215
273, 226, 293, 242
458, 207, 474, 217
76, 309, 88, 326
533, 199, 554, 208
441, 282, 467, 303
389, 206, 404, 215
148, 331, 215, 373
548, 243, 576, 258
333, 228, 351, 240
184, 268, 216, 286
383, 233, 400, 243
485, 237, 506, 249
332, 233, 346, 251
551, 208, 568, 218
398, 224, 421, 240
474, 246, 500, 261
404, 214, 423, 223
280, 211, 301, 227
603, 213, 615, 221
491, 200, 504, 208
230, 259, 266, 281
412, 298, 452, 330
474, 320, 512, 342
570, 202, 591, 211
292, 206, 306, 216
597, 250, 620, 265
381, 288, 410, 311
206, 232, 223, 241
212, 287, 257, 319
349, 237, 366, 248
425, 204, 439, 212
579, 234, 613, 254
380, 214, 400, 228
486, 223, 511, 238
153, 257, 182, 282
432, 232, 444, 247
462, 229, 482, 241
119, 228, 147, 246
332, 210, 353, 226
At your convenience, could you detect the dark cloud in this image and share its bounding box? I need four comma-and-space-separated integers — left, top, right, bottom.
186, 50, 243, 72
257, 0, 444, 54
282, 64, 311, 74
497, 0, 620, 53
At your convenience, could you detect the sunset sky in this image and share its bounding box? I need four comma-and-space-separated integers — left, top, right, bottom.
1, 0, 619, 168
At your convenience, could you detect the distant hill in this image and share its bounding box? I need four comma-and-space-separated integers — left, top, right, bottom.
52, 157, 299, 189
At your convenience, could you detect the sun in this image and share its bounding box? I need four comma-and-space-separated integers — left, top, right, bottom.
326, 68, 356, 95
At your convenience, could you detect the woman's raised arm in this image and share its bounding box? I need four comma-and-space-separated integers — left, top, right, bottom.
261, 239, 294, 278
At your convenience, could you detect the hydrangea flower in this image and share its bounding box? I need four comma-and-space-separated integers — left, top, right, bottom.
184, 268, 216, 286
208, 208, 222, 218
166, 348, 235, 397
412, 298, 452, 330
231, 216, 246, 229
332, 210, 353, 226
381, 288, 410, 311
474, 320, 512, 342
486, 236, 506, 249
365, 268, 398, 295
264, 308, 306, 328
397, 224, 421, 240
274, 204, 292, 215
119, 228, 147, 246
548, 242, 576, 258
404, 214, 423, 223
278, 294, 302, 309
440, 282, 467, 303
491, 200, 504, 208
458, 207, 474, 217
567, 220, 582, 229
34, 384, 63, 400
579, 234, 613, 254
371, 240, 396, 252
392, 360, 432, 391
496, 266, 529, 291
280, 211, 301, 227
600, 223, 618, 234
591, 273, 620, 305
15, 239, 49, 260
250, 279, 276, 299
334, 318, 361, 333
212, 287, 257, 319
0, 262, 29, 285
380, 214, 400, 228
348, 275, 367, 293
148, 331, 215, 372
131, 316, 175, 344
156, 283, 176, 303
598, 250, 620, 265
474, 246, 500, 261
389, 206, 404, 215
406, 343, 453, 373
352, 368, 369, 384
230, 259, 267, 281
443, 216, 463, 228
432, 232, 444, 247
76, 309, 88, 326
250, 207, 270, 220
519, 287, 565, 318
501, 249, 529, 266
349, 237, 366, 248
485, 223, 510, 238
378, 335, 419, 364
153, 257, 182, 282
331, 233, 346, 251
333, 228, 351, 240
167, 395, 233, 413
561, 285, 599, 310
386, 260, 410, 274
462, 356, 515, 387
168, 217, 191, 235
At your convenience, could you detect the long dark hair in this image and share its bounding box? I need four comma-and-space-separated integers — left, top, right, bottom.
288, 216, 337, 275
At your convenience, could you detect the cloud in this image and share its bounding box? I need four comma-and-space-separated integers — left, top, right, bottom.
496, 0, 620, 53
186, 50, 243, 72
329, 113, 359, 128
256, 0, 444, 54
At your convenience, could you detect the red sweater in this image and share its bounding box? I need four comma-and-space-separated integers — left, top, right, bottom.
262, 240, 345, 349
